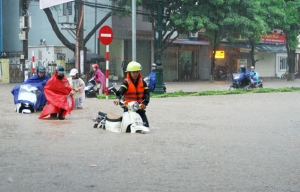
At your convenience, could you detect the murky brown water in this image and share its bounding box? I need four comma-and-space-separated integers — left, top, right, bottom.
1, 81, 300, 191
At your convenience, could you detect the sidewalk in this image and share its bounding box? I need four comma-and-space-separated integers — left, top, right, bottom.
165, 78, 300, 92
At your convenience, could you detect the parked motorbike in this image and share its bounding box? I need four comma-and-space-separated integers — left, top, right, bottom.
92, 84, 150, 134
217, 70, 228, 81
143, 76, 167, 93
15, 84, 39, 114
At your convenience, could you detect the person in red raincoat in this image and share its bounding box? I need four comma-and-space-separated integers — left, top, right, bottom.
39, 65, 74, 120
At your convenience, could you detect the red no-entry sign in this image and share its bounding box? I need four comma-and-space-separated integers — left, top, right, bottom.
98, 25, 113, 45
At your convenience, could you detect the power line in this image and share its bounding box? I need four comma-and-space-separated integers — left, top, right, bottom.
75, 1, 155, 16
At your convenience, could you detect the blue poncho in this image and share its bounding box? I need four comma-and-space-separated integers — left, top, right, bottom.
11, 74, 50, 110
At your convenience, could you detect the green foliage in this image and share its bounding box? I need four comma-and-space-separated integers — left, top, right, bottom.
154, 87, 300, 98
96, 87, 300, 100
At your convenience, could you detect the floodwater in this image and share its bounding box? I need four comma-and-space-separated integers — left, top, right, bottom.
1, 80, 300, 191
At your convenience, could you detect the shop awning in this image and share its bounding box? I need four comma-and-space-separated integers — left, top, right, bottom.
220, 42, 287, 53
171, 39, 209, 45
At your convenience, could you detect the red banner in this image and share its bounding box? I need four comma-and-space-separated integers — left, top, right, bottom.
261, 33, 286, 44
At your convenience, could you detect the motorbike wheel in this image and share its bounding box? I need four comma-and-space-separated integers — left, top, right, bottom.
242, 85, 251, 91
229, 86, 235, 90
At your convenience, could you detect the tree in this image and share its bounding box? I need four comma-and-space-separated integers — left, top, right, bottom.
136, 0, 185, 61
277, 0, 300, 81
34, 0, 129, 74
240, 0, 287, 68
171, 0, 263, 81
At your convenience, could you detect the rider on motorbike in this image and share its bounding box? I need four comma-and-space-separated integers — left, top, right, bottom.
92, 64, 106, 95
237, 64, 249, 83
11, 65, 50, 111
113, 61, 150, 127
249, 66, 259, 86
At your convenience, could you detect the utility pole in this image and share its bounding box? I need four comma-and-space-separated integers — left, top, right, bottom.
153, 0, 164, 94
75, 0, 84, 76
21, 0, 29, 76
132, 0, 136, 61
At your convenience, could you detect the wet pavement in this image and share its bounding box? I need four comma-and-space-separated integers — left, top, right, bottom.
0, 79, 300, 191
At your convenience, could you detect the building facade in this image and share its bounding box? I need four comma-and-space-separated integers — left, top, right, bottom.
0, 1, 298, 84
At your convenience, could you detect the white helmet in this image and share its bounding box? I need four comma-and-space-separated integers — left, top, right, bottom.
69, 68, 78, 76
151, 63, 157, 67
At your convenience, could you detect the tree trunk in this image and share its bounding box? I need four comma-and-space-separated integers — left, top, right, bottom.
286, 43, 296, 81
248, 37, 256, 67
210, 31, 218, 82
43, 8, 75, 52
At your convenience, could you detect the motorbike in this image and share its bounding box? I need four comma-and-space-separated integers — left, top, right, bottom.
92, 101, 150, 133
85, 77, 116, 97
85, 77, 97, 97
92, 84, 150, 134
217, 70, 228, 81
229, 73, 263, 90
143, 76, 167, 93
249, 71, 263, 89
15, 84, 39, 114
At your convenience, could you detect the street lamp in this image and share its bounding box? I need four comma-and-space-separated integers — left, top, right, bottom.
153, 0, 164, 94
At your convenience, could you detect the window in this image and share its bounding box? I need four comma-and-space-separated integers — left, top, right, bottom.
63, 2, 72, 16
279, 56, 288, 71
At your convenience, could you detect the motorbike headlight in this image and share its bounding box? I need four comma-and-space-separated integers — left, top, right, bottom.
132, 102, 139, 111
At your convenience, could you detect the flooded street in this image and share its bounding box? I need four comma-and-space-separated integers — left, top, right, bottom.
1, 81, 300, 191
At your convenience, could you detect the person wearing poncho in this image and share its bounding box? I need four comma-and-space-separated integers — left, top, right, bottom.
39, 65, 74, 120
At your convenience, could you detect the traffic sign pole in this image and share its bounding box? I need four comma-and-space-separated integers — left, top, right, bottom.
32, 51, 35, 76
105, 45, 109, 99
98, 25, 113, 99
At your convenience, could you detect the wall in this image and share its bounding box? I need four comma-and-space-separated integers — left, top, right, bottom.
28, 1, 111, 54
256, 51, 276, 77
0, 0, 2, 51
162, 46, 178, 81
2, 0, 22, 52
198, 46, 211, 80
99, 39, 123, 79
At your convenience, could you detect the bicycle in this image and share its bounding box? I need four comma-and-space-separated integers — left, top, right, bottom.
281, 71, 298, 79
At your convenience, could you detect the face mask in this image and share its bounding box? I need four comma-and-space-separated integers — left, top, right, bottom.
58, 75, 64, 80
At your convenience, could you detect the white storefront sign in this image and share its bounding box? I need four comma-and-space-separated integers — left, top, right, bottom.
40, 0, 74, 9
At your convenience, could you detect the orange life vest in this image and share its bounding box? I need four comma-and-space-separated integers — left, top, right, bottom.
124, 75, 145, 103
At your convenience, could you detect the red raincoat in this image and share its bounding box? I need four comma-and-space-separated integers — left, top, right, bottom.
39, 71, 74, 119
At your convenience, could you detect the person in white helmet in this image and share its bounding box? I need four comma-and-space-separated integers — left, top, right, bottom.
68, 68, 85, 109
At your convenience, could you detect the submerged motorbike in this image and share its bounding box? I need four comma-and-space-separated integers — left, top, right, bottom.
143, 76, 167, 93
15, 84, 39, 114
229, 73, 263, 90
92, 84, 150, 134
